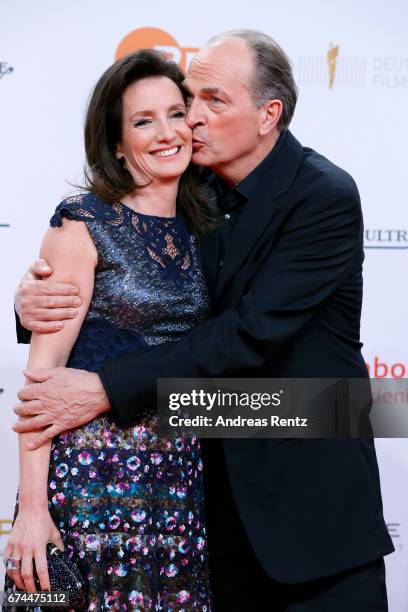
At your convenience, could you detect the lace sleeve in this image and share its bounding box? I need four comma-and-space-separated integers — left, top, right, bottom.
50, 193, 118, 227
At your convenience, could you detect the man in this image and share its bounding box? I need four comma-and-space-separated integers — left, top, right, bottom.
14, 30, 393, 610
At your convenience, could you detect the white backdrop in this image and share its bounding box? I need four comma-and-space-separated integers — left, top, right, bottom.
1, 1, 407, 609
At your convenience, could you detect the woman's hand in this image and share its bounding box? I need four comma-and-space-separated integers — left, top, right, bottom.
3, 509, 64, 592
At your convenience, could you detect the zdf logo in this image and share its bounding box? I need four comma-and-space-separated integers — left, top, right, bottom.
115, 27, 200, 71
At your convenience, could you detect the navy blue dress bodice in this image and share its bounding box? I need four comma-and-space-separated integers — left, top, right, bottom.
50, 193, 210, 373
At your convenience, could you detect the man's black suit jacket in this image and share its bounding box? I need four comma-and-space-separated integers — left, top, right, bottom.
17, 131, 394, 583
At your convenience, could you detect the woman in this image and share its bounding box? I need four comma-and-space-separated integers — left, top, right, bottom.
3, 50, 213, 610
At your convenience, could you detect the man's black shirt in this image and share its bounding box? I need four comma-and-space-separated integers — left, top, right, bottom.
206, 130, 288, 275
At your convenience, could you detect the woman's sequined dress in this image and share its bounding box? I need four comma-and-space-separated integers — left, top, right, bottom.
8, 193, 212, 611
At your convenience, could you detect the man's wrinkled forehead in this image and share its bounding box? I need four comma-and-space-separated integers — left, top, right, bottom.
187, 54, 236, 83
185, 40, 253, 91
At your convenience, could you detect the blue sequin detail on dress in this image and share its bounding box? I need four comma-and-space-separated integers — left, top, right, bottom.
34, 193, 211, 610
51, 194, 195, 290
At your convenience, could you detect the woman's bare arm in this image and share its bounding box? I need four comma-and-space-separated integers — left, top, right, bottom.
4, 218, 97, 592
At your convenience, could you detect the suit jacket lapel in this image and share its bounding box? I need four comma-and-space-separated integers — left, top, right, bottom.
215, 131, 304, 303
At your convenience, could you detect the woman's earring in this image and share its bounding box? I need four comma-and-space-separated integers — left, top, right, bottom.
117, 155, 127, 170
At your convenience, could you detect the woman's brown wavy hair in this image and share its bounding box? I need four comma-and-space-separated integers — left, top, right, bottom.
84, 49, 215, 236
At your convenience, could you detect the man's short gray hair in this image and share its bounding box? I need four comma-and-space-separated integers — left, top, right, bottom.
206, 29, 298, 131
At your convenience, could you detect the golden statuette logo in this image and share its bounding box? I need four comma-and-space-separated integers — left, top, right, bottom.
327, 43, 340, 89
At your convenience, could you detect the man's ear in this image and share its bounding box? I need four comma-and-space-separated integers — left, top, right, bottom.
259, 99, 283, 136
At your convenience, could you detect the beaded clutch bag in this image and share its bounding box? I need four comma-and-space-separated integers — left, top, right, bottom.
37, 543, 86, 609
3, 545, 86, 611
